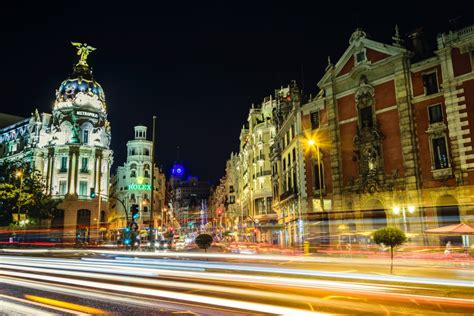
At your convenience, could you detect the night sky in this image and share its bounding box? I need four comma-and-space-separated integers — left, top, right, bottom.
0, 2, 470, 183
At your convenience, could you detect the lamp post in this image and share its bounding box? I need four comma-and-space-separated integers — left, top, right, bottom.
15, 170, 24, 221
15, 170, 25, 241
392, 205, 415, 233
150, 116, 157, 233
307, 139, 324, 212
237, 198, 243, 241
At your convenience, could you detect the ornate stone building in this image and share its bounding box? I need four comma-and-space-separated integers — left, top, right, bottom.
302, 25, 474, 246
0, 43, 113, 242
109, 125, 166, 232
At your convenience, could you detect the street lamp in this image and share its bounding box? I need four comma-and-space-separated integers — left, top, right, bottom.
392, 205, 415, 233
15, 170, 24, 230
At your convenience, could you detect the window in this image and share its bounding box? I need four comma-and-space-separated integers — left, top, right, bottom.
60, 157, 68, 171
144, 170, 150, 177
81, 157, 88, 172
229, 185, 234, 193
59, 180, 67, 195
83, 130, 89, 144
130, 170, 136, 178
310, 112, 320, 130
432, 137, 449, 169
144, 148, 150, 156
314, 163, 324, 190
355, 50, 366, 63
292, 148, 296, 162
79, 181, 88, 196
360, 106, 373, 128
428, 104, 443, 124
423, 72, 439, 95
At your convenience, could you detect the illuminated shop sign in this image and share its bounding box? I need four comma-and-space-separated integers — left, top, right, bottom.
76, 111, 99, 118
128, 183, 151, 190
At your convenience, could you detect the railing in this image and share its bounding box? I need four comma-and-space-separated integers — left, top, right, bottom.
58, 168, 68, 173
79, 168, 90, 174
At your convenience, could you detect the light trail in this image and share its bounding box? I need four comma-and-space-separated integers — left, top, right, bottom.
0, 269, 328, 316
1, 256, 473, 311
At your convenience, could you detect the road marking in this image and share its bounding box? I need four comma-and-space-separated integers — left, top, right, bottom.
0, 299, 55, 316
0, 294, 86, 315
25, 295, 108, 315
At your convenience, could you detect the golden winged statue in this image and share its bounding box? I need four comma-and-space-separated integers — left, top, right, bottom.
71, 42, 96, 66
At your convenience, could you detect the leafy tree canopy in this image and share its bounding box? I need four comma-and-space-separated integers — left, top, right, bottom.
195, 234, 213, 250
373, 227, 407, 248
0, 160, 61, 226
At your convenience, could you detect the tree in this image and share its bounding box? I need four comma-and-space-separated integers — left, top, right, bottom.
373, 227, 407, 274
0, 161, 61, 227
195, 234, 213, 254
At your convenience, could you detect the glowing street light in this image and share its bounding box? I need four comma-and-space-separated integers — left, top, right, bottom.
392, 205, 415, 233
305, 137, 323, 211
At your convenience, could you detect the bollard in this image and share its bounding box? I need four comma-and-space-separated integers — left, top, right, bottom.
304, 241, 310, 256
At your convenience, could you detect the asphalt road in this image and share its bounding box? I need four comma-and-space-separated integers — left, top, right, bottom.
0, 251, 473, 315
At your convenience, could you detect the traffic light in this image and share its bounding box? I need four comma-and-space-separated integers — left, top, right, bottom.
131, 204, 139, 220
90, 188, 96, 199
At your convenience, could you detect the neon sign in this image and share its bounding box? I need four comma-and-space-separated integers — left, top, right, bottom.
128, 183, 151, 190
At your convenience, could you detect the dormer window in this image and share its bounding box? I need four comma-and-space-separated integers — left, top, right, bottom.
355, 50, 366, 64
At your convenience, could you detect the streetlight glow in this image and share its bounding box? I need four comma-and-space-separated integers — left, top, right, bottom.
307, 139, 316, 146
408, 205, 415, 214
392, 206, 400, 215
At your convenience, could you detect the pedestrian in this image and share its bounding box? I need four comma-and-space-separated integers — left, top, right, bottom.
444, 241, 452, 256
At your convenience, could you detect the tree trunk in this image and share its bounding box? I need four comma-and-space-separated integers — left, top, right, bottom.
390, 246, 394, 274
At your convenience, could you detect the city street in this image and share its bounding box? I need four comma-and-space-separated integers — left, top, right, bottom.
0, 250, 473, 315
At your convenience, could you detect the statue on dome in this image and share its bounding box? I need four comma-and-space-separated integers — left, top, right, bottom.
71, 42, 96, 66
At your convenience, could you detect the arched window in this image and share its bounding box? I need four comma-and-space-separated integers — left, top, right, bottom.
130, 170, 136, 178
144, 170, 150, 178
144, 148, 150, 156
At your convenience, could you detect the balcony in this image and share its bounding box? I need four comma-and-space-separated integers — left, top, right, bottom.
79, 168, 90, 174
58, 168, 68, 173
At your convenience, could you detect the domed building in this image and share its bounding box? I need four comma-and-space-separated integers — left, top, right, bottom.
0, 43, 113, 243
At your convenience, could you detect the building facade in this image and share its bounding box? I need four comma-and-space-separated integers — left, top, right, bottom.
0, 44, 113, 242
218, 24, 474, 248
301, 25, 474, 247
109, 125, 166, 232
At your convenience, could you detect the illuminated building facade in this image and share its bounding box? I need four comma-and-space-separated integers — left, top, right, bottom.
110, 125, 166, 231
0, 44, 113, 241
301, 25, 474, 247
